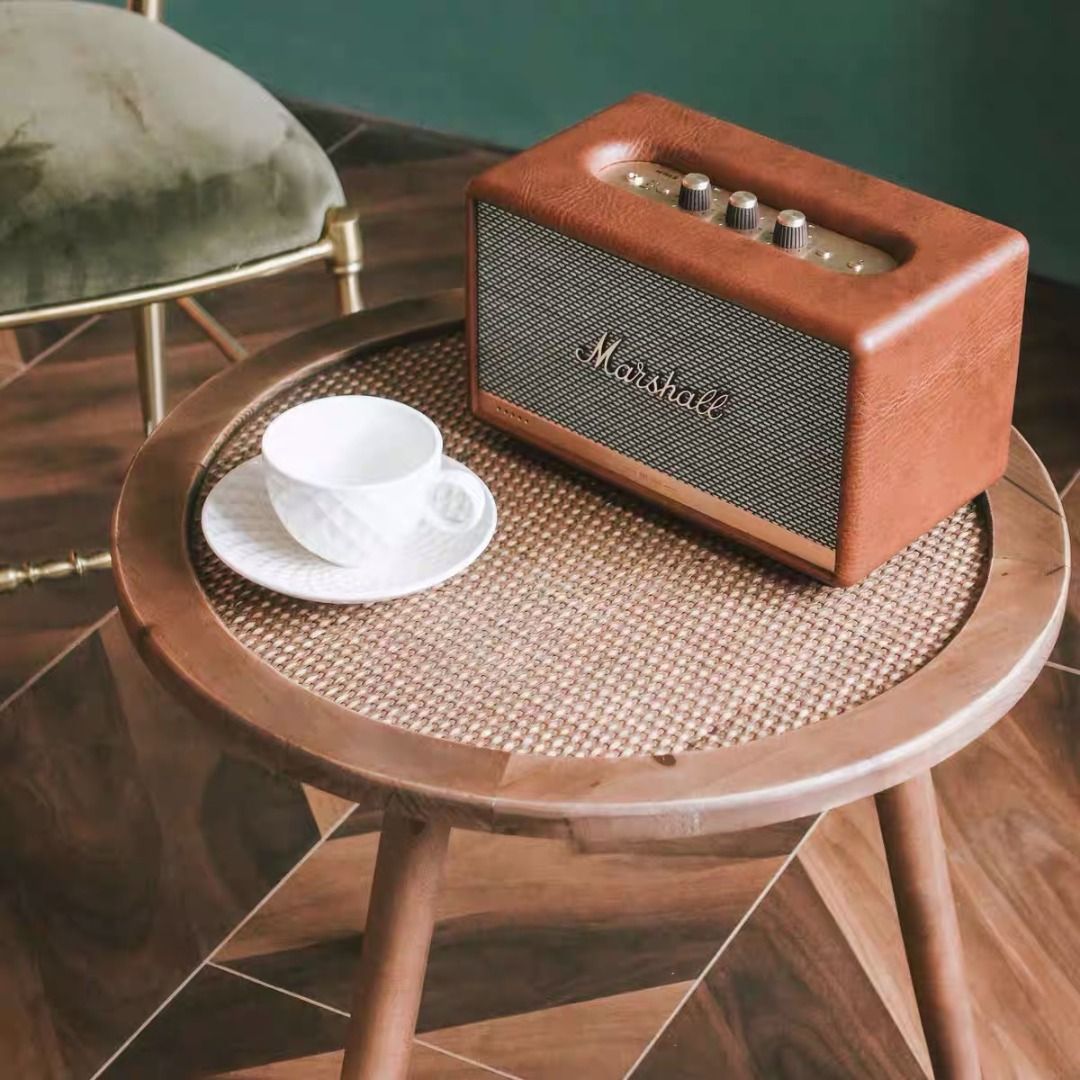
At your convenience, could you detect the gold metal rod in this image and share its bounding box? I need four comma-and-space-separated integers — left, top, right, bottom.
326, 207, 365, 316
175, 297, 249, 364
336, 275, 364, 317
0, 239, 333, 330
132, 303, 167, 435
1, 550, 112, 594
126, 0, 164, 19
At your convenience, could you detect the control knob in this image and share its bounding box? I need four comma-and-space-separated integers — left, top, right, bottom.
773, 209, 809, 250
678, 173, 712, 213
725, 190, 760, 230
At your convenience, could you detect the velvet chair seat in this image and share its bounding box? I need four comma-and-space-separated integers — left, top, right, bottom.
0, 0, 344, 315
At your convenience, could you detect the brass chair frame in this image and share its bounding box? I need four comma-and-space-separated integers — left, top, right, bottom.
0, 0, 364, 591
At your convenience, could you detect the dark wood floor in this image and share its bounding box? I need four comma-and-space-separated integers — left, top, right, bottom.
0, 101, 1077, 1079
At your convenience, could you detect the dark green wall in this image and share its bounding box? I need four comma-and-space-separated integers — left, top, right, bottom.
164, 0, 1079, 284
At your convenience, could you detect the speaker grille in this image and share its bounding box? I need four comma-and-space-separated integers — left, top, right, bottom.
475, 201, 850, 548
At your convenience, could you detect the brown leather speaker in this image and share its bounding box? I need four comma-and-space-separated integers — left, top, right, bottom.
465, 93, 1027, 585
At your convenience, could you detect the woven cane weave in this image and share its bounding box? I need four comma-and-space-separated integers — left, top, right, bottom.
191, 330, 989, 759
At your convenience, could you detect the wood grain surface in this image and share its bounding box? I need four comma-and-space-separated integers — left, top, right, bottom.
100, 965, 348, 1079
99, 682, 1080, 1080
632, 857, 928, 1079
214, 816, 809, 1038
0, 616, 323, 1077
0, 309, 224, 702
111, 284, 1068, 836
934, 670, 1080, 1077
217, 1045, 501, 1080
799, 799, 930, 1074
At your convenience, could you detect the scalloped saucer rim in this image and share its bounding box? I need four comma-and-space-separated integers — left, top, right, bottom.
200, 455, 496, 604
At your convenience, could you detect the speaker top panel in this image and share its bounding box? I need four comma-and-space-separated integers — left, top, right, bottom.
467, 92, 1026, 354
597, 160, 896, 276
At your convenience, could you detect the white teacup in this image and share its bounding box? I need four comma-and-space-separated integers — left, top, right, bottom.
261, 396, 486, 567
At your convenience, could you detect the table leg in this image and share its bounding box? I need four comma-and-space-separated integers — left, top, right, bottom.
340, 811, 451, 1080
875, 771, 979, 1080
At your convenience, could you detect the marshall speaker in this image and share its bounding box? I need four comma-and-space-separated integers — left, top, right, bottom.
465, 93, 1028, 585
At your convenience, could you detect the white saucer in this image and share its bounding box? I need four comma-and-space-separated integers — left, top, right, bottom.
201, 456, 496, 604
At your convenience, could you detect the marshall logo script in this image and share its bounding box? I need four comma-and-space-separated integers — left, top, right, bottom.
575, 332, 730, 420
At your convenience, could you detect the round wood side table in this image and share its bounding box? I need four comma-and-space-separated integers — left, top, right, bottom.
112, 292, 1068, 1080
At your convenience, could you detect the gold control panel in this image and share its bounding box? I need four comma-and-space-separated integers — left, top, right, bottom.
597, 161, 898, 276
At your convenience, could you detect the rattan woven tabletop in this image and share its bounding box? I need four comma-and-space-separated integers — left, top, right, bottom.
190, 329, 989, 761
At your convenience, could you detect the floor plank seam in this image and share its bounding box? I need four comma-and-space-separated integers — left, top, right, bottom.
86, 948, 209, 1080
325, 120, 370, 158
209, 962, 526, 1079
619, 811, 825, 1079
209, 802, 358, 960
0, 315, 100, 395
1003, 472, 1066, 519
207, 960, 350, 1017
0, 606, 120, 714
87, 800, 357, 1079
412, 1038, 526, 1080
1046, 660, 1080, 678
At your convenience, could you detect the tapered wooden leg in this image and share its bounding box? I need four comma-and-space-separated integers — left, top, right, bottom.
340, 812, 450, 1080
131, 302, 167, 436
876, 771, 979, 1080
326, 206, 364, 315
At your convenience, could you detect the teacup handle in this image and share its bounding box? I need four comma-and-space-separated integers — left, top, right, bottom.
425, 468, 486, 534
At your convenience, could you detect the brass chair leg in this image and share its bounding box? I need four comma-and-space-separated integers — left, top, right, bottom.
126, 0, 164, 20
132, 302, 167, 436
0, 550, 112, 593
326, 207, 365, 316
175, 297, 249, 364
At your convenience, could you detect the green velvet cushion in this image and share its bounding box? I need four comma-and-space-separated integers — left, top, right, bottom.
0, 1, 345, 315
